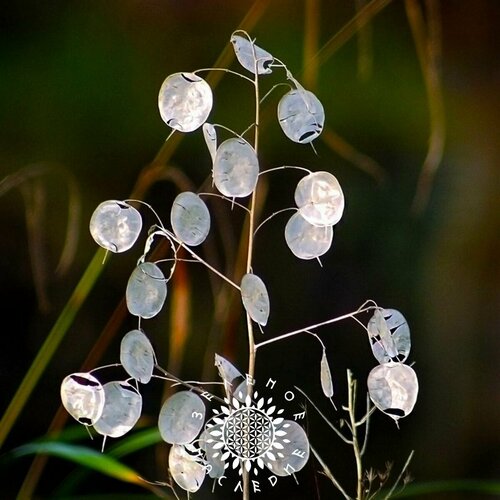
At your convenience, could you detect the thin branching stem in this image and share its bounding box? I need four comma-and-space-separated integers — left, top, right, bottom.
347, 370, 364, 499
255, 304, 377, 349
310, 445, 351, 500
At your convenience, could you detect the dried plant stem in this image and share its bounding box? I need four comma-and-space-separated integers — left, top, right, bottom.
347, 370, 364, 499
310, 445, 351, 500
255, 304, 377, 349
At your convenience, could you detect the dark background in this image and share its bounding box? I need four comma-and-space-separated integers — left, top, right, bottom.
1, 1, 498, 498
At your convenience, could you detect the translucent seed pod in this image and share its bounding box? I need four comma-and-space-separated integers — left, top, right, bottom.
278, 88, 324, 143
367, 363, 419, 423
89, 200, 142, 253
295, 171, 345, 227
120, 329, 155, 384
158, 391, 206, 445
367, 309, 411, 364
170, 191, 211, 247
158, 72, 213, 132
202, 123, 217, 163
320, 350, 334, 398
126, 262, 167, 319
284, 211, 333, 260
60, 373, 105, 426
199, 426, 226, 479
266, 420, 310, 476
230, 34, 274, 75
93, 381, 142, 438
214, 354, 245, 398
213, 138, 259, 198
240, 273, 270, 326
169, 444, 206, 493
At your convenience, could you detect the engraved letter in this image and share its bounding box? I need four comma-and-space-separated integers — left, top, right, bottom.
292, 448, 307, 459
284, 390, 295, 401
192, 411, 203, 420
293, 411, 306, 421
234, 481, 243, 492
284, 463, 296, 475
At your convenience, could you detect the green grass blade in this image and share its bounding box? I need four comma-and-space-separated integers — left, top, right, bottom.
8, 441, 143, 485
391, 479, 500, 497
0, 248, 107, 449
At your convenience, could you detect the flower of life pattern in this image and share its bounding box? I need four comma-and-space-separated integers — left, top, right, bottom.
223, 407, 274, 459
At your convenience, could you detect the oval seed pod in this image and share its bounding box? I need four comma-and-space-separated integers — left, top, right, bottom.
367, 309, 411, 364
266, 420, 310, 476
93, 381, 142, 438
230, 34, 273, 75
60, 373, 105, 426
213, 138, 259, 198
320, 350, 334, 398
158, 391, 206, 445
126, 262, 167, 319
170, 191, 211, 246
202, 123, 217, 163
367, 363, 419, 423
284, 211, 333, 260
89, 200, 142, 253
169, 444, 206, 493
240, 273, 270, 326
295, 171, 345, 227
120, 329, 155, 384
214, 354, 244, 398
199, 426, 226, 479
278, 88, 324, 143
158, 72, 213, 132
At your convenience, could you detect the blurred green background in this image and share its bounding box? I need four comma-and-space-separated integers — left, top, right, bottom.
1, 1, 498, 498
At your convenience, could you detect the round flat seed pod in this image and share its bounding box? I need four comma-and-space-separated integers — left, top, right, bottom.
93, 381, 142, 438
213, 138, 259, 198
199, 426, 226, 479
240, 273, 270, 326
120, 329, 155, 384
89, 200, 142, 253
158, 72, 213, 132
230, 34, 273, 75
158, 391, 206, 445
266, 420, 309, 476
278, 88, 324, 143
169, 444, 206, 493
367, 363, 418, 423
126, 262, 167, 319
285, 211, 333, 260
295, 171, 345, 227
367, 309, 411, 364
60, 373, 105, 426
170, 192, 211, 246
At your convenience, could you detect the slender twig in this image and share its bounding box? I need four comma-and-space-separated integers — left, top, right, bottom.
311, 444, 351, 500
383, 450, 414, 499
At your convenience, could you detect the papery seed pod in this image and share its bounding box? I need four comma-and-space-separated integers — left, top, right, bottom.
202, 123, 217, 162
367, 309, 411, 364
278, 88, 324, 143
230, 34, 273, 75
285, 211, 333, 259
320, 350, 334, 398
169, 444, 206, 492
213, 138, 259, 198
93, 381, 142, 438
126, 262, 167, 319
240, 273, 270, 326
120, 329, 155, 384
60, 373, 105, 426
158, 72, 213, 132
295, 171, 344, 227
170, 191, 211, 247
158, 391, 206, 444
89, 200, 142, 253
367, 363, 419, 423
266, 420, 310, 476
